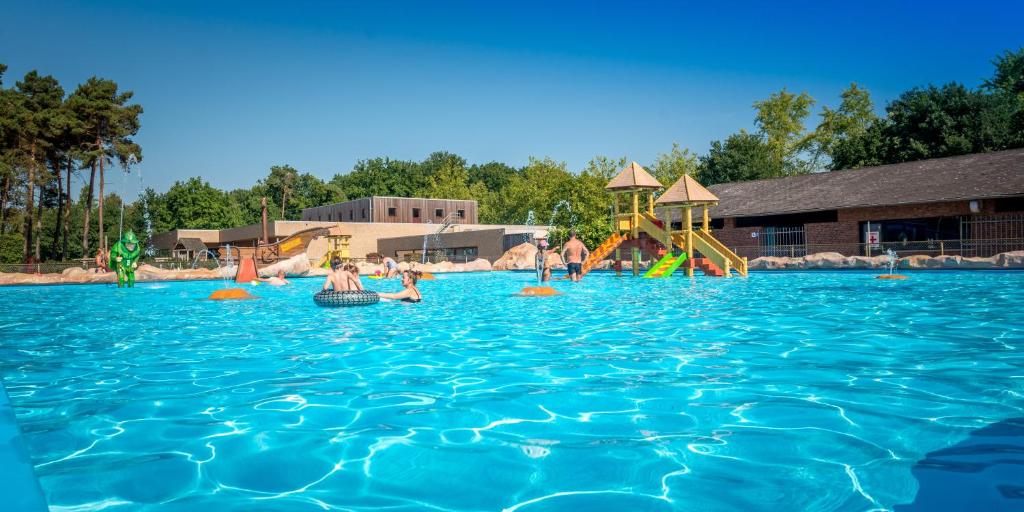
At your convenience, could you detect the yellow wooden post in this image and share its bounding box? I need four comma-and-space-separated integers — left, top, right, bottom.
631, 191, 639, 238
684, 205, 694, 277
613, 193, 621, 276
702, 204, 709, 232
647, 190, 655, 216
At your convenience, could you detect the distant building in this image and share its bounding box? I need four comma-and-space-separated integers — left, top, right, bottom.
301, 197, 478, 224
691, 149, 1024, 258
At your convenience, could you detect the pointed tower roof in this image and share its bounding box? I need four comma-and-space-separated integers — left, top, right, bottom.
655, 174, 719, 205
605, 162, 663, 191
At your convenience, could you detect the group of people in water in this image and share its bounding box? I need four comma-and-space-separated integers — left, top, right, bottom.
246, 229, 593, 302
322, 257, 422, 303
537, 230, 591, 283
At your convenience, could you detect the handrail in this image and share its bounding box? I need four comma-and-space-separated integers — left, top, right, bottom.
636, 213, 668, 241
679, 232, 729, 275
696, 229, 747, 276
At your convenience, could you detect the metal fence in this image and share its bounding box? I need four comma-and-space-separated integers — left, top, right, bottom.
760, 226, 807, 257
727, 237, 1024, 260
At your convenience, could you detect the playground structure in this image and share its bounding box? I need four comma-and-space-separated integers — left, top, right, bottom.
316, 233, 352, 268
580, 162, 748, 278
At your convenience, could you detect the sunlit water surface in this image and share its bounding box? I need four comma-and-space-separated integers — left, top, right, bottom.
1, 271, 1022, 511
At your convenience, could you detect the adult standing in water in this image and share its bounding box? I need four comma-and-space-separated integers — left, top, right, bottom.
561, 230, 589, 282
381, 256, 400, 278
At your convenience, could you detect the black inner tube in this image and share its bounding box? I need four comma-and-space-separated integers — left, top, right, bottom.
314, 290, 380, 307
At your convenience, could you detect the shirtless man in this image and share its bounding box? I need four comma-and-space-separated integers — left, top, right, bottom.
323, 258, 349, 291
260, 270, 290, 286
560, 230, 590, 282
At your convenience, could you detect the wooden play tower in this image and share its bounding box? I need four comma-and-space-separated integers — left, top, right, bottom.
579, 162, 748, 278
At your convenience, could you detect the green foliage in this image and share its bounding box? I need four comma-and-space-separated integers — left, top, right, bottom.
650, 143, 699, 186
425, 157, 486, 201
753, 88, 816, 171
699, 131, 781, 185
815, 83, 878, 169
0, 231, 23, 263
161, 177, 244, 230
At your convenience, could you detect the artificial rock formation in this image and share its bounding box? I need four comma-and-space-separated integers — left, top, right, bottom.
747, 251, 1024, 271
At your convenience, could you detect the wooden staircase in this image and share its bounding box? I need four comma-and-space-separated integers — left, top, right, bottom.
687, 257, 725, 277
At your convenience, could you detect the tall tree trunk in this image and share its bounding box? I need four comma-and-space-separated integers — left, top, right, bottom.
81, 161, 96, 257
63, 158, 72, 260
24, 144, 36, 263
51, 160, 64, 258
97, 136, 105, 252
0, 174, 8, 236
34, 186, 42, 261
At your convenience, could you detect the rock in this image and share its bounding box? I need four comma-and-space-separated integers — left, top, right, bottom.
802, 252, 845, 268
462, 258, 493, 272
259, 253, 311, 277
960, 256, 998, 269
995, 251, 1024, 268
900, 255, 930, 269
61, 266, 88, 277
493, 243, 538, 271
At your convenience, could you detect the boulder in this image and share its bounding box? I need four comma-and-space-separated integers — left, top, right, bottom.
493, 242, 538, 271
61, 266, 88, 277
802, 252, 845, 269
749, 256, 785, 270
959, 256, 999, 269
900, 255, 931, 269
259, 253, 311, 277
995, 251, 1024, 268
462, 258, 493, 272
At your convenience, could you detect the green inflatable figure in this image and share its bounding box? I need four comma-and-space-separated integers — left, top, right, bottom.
109, 231, 142, 288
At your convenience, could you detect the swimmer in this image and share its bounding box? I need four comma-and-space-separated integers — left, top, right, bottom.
260, 270, 290, 286
343, 263, 364, 291
323, 257, 349, 291
378, 270, 422, 303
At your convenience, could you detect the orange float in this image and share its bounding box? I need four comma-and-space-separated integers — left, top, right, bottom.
419, 272, 437, 280
208, 288, 257, 300
517, 286, 561, 297
876, 274, 908, 280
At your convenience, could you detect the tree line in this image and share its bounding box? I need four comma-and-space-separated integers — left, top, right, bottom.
0, 66, 142, 264
1, 48, 1021, 262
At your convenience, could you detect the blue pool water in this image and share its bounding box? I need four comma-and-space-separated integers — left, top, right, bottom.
1, 271, 1022, 511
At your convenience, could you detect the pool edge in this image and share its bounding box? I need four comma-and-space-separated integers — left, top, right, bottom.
0, 381, 48, 511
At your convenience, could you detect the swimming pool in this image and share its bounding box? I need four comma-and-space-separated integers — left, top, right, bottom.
1, 271, 1021, 511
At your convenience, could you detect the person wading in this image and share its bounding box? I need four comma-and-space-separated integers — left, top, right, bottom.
560, 230, 590, 282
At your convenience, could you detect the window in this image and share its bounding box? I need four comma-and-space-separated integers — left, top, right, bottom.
457, 209, 465, 219
995, 196, 1024, 213
435, 208, 444, 217
671, 218, 724, 231
412, 208, 421, 219
735, 210, 838, 228
387, 207, 397, 217
861, 217, 959, 244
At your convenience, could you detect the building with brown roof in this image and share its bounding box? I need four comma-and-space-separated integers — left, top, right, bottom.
693, 149, 1024, 258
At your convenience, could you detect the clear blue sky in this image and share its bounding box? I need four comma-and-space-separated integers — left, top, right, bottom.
3, 1, 1022, 197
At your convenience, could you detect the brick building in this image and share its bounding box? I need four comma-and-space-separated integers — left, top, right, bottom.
687, 149, 1024, 258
